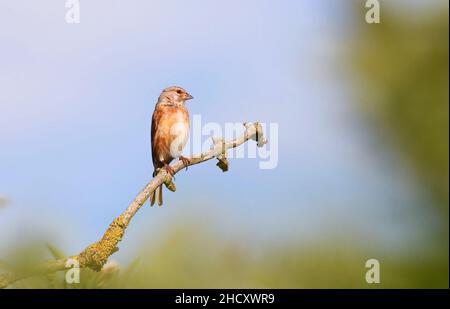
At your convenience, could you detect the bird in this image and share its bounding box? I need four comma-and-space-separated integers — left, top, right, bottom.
150, 86, 193, 206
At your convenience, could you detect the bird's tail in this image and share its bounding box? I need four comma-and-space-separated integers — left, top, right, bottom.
150, 185, 163, 206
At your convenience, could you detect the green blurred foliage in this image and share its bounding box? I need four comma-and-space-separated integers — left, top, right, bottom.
2, 224, 447, 288
127, 224, 447, 288
345, 5, 448, 288
349, 4, 449, 216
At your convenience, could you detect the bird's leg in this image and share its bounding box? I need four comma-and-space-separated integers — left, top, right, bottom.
179, 156, 190, 171
162, 164, 175, 178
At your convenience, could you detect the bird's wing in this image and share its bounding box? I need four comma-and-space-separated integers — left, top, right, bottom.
151, 106, 164, 169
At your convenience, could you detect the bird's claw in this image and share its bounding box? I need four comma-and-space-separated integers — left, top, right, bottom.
179, 156, 190, 171
163, 164, 175, 178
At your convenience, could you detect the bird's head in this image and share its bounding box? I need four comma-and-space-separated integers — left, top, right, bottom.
157, 86, 193, 106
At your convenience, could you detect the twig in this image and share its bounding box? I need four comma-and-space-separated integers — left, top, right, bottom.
0, 122, 267, 288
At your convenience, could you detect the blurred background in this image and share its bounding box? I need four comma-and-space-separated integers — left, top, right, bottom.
0, 0, 448, 288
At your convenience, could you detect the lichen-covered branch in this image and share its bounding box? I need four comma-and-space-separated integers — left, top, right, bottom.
0, 122, 267, 288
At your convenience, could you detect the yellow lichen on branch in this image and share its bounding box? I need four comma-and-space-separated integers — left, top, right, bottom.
78, 216, 126, 271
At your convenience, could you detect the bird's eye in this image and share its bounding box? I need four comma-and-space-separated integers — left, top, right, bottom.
176, 90, 182, 94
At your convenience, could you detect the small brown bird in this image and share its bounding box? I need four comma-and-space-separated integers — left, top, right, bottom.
150, 86, 193, 206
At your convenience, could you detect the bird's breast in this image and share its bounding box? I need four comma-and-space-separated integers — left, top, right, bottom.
153, 106, 189, 159
168, 110, 189, 157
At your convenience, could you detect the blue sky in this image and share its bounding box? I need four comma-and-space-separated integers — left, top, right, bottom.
0, 1, 444, 260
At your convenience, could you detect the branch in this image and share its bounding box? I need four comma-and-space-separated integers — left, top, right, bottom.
0, 122, 267, 288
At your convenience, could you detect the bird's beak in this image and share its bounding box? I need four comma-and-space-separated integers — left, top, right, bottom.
184, 93, 193, 101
